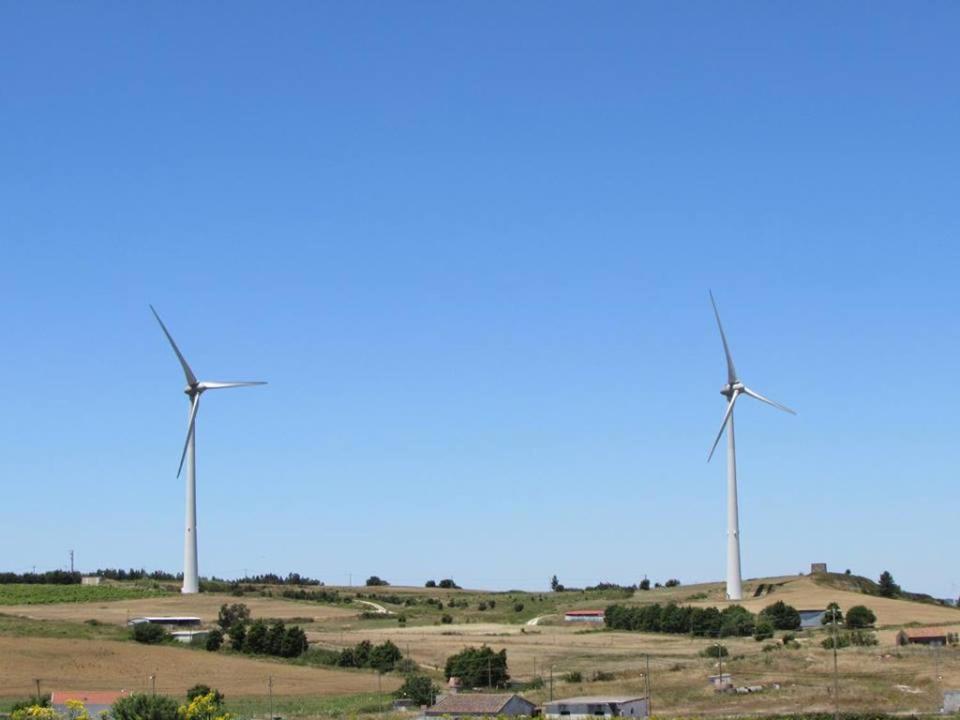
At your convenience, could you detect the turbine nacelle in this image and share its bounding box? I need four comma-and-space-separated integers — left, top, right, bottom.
720, 382, 744, 398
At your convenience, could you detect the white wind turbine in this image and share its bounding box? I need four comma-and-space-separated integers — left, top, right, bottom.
707, 292, 794, 601
151, 306, 266, 594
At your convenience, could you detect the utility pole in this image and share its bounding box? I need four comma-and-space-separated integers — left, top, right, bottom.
70, 550, 74, 574
645, 654, 652, 717
268, 675, 273, 720
831, 606, 840, 720
488, 658, 492, 688
34, 678, 41, 700
149, 674, 156, 695
549, 666, 554, 702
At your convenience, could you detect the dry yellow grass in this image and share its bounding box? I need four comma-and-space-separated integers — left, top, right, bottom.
0, 636, 399, 698
1, 594, 354, 627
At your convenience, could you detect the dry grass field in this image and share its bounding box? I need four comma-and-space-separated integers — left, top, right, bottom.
1, 593, 355, 626
0, 636, 399, 698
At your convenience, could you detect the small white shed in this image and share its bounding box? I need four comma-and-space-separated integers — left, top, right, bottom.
543, 696, 648, 719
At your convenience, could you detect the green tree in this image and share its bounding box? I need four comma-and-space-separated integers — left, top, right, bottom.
664, 579, 681, 588
243, 620, 268, 654
216, 603, 250, 631
821, 602, 843, 626
132, 623, 167, 644
639, 578, 651, 591
424, 580, 436, 588
395, 674, 438, 707
550, 575, 564, 592
228, 623, 246, 651
366, 576, 389, 587
845, 605, 877, 629
759, 601, 801, 630
112, 694, 179, 720
878, 571, 900, 598
720, 605, 756, 637
369, 640, 403, 672
266, 622, 286, 656
280, 626, 308, 658
205, 629, 224, 652
438, 579, 460, 589
444, 646, 509, 688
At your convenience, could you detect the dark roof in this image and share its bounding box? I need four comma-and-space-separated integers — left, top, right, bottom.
565, 610, 605, 616
427, 694, 533, 716
545, 696, 645, 706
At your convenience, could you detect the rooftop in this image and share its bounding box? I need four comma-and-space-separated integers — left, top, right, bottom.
51, 691, 127, 706
900, 627, 948, 638
428, 693, 532, 715
544, 696, 646, 706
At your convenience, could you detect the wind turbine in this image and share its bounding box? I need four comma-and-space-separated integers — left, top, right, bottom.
150, 306, 266, 594
707, 292, 794, 601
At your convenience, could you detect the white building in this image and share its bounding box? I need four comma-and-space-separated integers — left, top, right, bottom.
563, 610, 605, 623
543, 696, 648, 719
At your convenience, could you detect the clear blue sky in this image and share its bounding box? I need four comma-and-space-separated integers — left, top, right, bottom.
2, 3, 958, 597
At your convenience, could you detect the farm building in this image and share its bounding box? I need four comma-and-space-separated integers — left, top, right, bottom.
171, 629, 210, 644
564, 610, 605, 623
80, 576, 102, 586
798, 609, 826, 629
127, 616, 202, 627
896, 628, 949, 646
544, 696, 648, 719
425, 693, 536, 717
52, 691, 127, 716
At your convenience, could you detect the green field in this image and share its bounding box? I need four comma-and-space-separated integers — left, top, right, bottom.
0, 584, 169, 605
0, 612, 129, 641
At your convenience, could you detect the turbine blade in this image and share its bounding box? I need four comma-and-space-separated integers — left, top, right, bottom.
177, 394, 201, 478
708, 391, 739, 462
150, 306, 198, 386
709, 291, 738, 385
742, 386, 796, 415
198, 381, 267, 390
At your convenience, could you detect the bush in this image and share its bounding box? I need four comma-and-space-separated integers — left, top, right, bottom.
369, 640, 403, 672
205, 629, 224, 652
845, 605, 877, 629
592, 670, 615, 681
759, 601, 801, 630
513, 602, 525, 612
664, 579, 681, 588
229, 623, 245, 651
395, 674, 437, 707
438, 579, 460, 589
639, 579, 651, 591
699, 644, 728, 658
849, 630, 879, 646
440, 613, 453, 624
822, 633, 851, 649
478, 601, 488, 611
112, 694, 179, 720
822, 602, 843, 626
425, 580, 437, 588
186, 686, 223, 705
366, 576, 389, 587
132, 622, 168, 644
217, 603, 250, 631
444, 646, 509, 688
563, 671, 583, 683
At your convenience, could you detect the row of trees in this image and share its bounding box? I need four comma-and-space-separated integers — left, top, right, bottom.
605, 602, 760, 636
552, 575, 680, 593
228, 620, 308, 658
0, 570, 80, 585
425, 579, 460, 589
12, 688, 230, 720
335, 640, 404, 672
96, 568, 179, 581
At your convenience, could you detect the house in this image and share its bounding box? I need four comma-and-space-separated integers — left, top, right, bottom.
171, 629, 210, 644
425, 693, 536, 717
543, 696, 648, 719
896, 628, 949, 646
80, 576, 102, 586
51, 691, 127, 717
564, 610, 605, 623
127, 616, 202, 628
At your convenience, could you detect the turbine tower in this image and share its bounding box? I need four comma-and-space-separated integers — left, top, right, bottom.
707, 292, 794, 601
151, 306, 266, 594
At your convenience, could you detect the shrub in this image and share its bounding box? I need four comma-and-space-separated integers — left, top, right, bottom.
369, 640, 403, 672
12, 706, 60, 720
759, 601, 801, 630
132, 622, 168, 644
478, 602, 488, 611
639, 579, 651, 591
186, 686, 223, 705
205, 629, 224, 652
395, 674, 437, 707
112, 694, 179, 720
366, 576, 389, 587
845, 605, 877, 629
849, 629, 879, 646
425, 580, 437, 588
699, 644, 728, 658
664, 579, 681, 588
438, 579, 460, 589
821, 602, 843, 626
592, 670, 615, 681
563, 671, 583, 683
440, 614, 453, 624
228, 623, 245, 651
513, 602, 525, 613
822, 633, 851, 649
